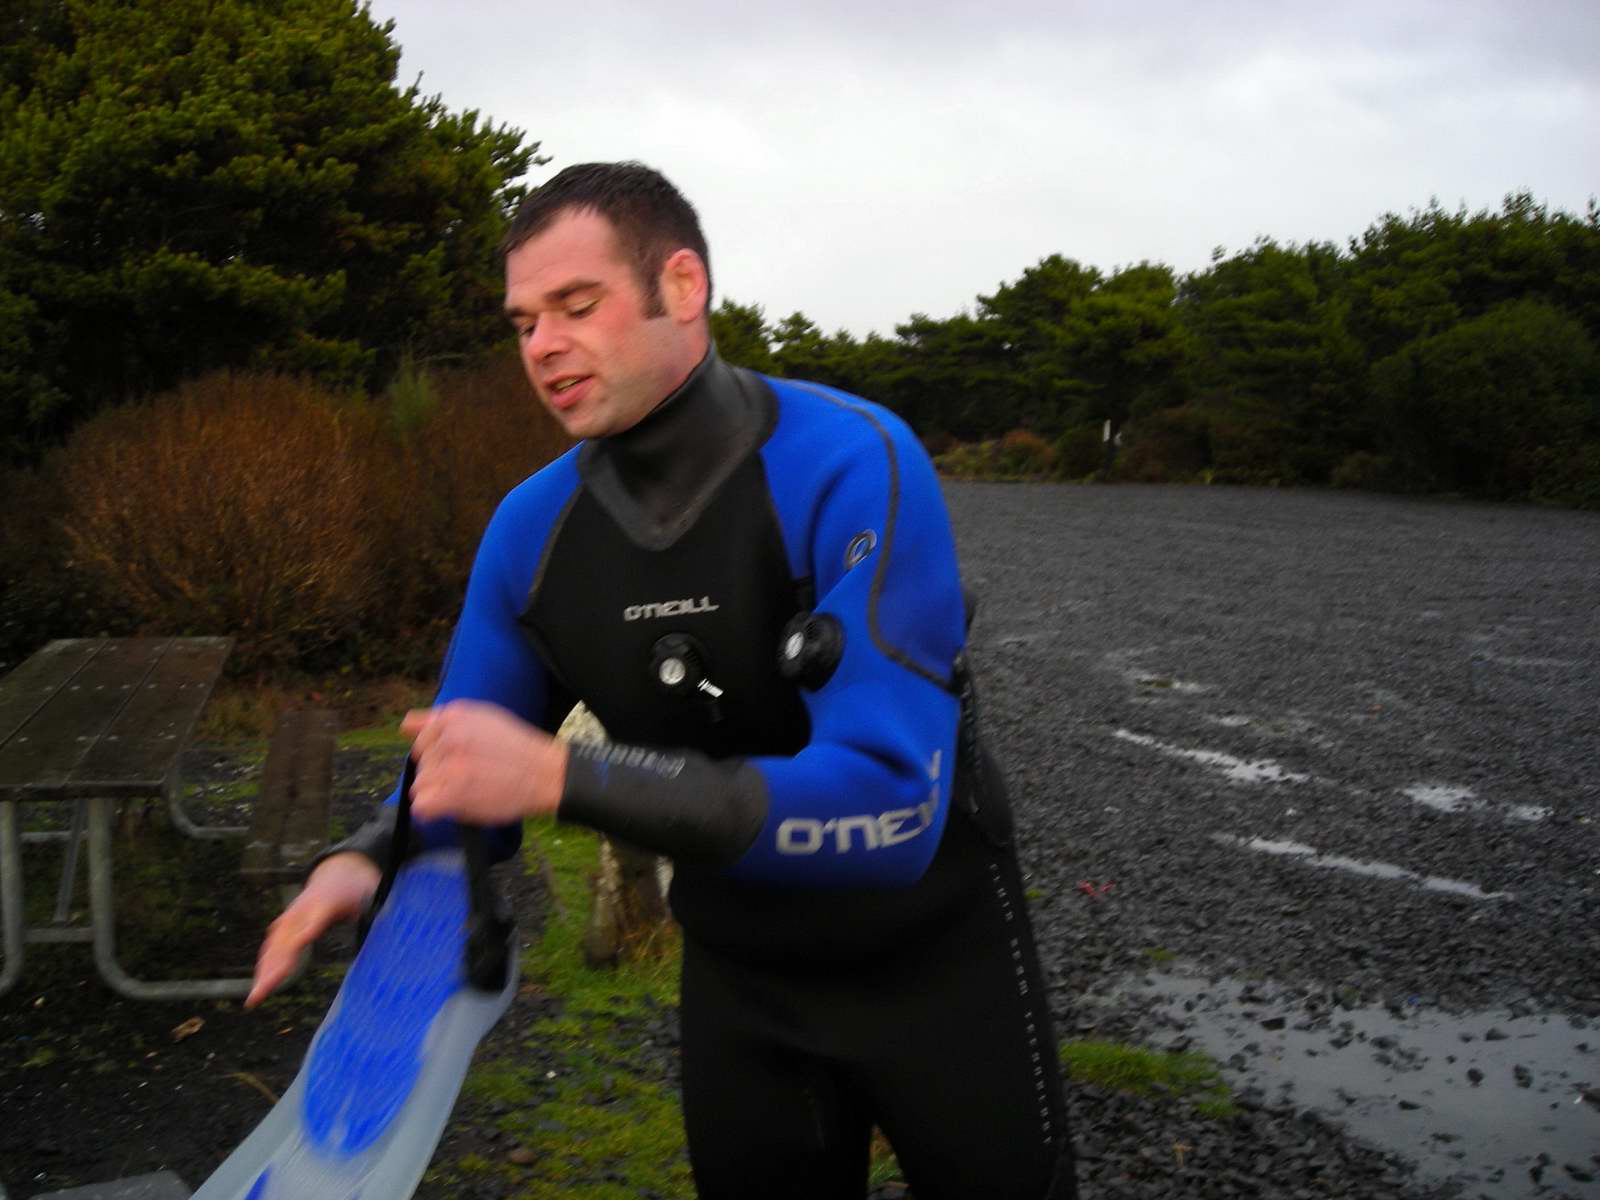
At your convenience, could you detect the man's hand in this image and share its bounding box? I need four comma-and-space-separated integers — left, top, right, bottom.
400, 700, 567, 826
245, 852, 380, 1008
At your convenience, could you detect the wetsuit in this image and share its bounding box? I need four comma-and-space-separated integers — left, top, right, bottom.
333, 349, 1075, 1198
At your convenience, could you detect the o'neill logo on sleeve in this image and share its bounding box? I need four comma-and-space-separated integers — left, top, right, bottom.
623, 596, 719, 621
777, 751, 943, 856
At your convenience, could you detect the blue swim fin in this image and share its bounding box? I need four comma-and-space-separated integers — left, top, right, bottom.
192, 847, 517, 1198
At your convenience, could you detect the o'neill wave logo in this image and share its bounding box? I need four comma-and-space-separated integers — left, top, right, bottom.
776, 750, 943, 855
623, 596, 719, 621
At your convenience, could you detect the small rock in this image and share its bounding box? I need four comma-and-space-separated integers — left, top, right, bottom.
508, 1146, 536, 1166
1467, 1068, 1484, 1085
1485, 1027, 1509, 1041
1566, 1164, 1596, 1184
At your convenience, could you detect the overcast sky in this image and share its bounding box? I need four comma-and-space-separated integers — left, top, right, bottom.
365, 0, 1598, 338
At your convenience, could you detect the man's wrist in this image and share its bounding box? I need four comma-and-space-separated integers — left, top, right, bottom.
538, 736, 569, 818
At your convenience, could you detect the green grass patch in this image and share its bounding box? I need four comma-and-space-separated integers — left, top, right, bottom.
450, 823, 691, 1198
1060, 1039, 1236, 1118
180, 763, 266, 815
452, 823, 904, 1195
1142, 946, 1177, 964
524, 826, 680, 1010
336, 721, 411, 754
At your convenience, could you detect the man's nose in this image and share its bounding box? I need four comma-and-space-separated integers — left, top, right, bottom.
527, 318, 569, 361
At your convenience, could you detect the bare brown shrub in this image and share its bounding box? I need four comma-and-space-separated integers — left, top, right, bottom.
57, 372, 383, 669
364, 350, 572, 671
414, 350, 570, 582
997, 428, 1057, 477
50, 355, 569, 675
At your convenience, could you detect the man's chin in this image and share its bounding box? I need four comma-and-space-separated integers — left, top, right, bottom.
536, 396, 593, 439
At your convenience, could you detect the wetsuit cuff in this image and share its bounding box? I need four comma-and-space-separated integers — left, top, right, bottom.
307, 805, 398, 880
557, 740, 767, 865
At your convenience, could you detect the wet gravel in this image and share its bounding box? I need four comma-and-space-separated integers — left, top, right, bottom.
947, 482, 1600, 1200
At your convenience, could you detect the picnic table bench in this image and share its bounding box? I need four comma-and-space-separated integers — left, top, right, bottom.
240, 707, 338, 889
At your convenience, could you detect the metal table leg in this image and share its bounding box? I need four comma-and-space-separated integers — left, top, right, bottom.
165, 759, 247, 840
87, 796, 252, 1000
51, 799, 87, 923
0, 803, 23, 997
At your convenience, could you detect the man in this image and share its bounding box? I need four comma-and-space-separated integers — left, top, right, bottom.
248, 162, 1075, 1199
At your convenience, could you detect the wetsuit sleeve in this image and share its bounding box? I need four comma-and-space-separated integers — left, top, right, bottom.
556, 393, 965, 887
735, 394, 964, 885
316, 482, 561, 872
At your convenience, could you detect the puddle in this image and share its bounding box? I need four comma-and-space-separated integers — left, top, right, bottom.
1114, 729, 1312, 785
1213, 834, 1514, 900
1115, 968, 1600, 1199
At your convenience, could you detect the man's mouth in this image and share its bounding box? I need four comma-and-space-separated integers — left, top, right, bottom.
545, 375, 592, 407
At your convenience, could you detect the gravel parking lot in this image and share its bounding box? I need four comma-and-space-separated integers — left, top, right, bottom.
949, 481, 1600, 1199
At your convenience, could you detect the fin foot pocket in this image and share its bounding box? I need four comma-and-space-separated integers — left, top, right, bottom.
194, 850, 517, 1200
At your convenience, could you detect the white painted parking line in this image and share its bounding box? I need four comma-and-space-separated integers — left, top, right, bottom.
1112, 728, 1312, 784
1399, 781, 1552, 824
1402, 782, 1475, 813
1212, 833, 1514, 900
1110, 728, 1552, 824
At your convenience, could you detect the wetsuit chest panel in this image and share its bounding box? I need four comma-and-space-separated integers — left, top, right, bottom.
521, 454, 809, 760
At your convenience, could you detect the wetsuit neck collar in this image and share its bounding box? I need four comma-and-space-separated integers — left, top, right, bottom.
579, 345, 775, 550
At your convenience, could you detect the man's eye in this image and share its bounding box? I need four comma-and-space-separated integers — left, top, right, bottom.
570, 299, 598, 318
516, 322, 537, 339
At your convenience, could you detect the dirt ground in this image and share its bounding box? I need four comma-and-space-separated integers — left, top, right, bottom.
0, 740, 555, 1198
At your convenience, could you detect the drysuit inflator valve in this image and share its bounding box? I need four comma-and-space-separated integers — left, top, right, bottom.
778, 612, 844, 690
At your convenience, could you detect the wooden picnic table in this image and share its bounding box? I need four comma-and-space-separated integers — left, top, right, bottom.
0, 636, 247, 1000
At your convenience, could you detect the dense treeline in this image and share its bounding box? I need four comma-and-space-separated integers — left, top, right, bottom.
713, 195, 1600, 507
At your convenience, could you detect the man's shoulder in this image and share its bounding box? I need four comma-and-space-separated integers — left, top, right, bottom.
757, 374, 919, 458
488, 443, 584, 532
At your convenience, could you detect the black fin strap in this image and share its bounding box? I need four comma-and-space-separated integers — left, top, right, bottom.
461, 824, 514, 992
359, 757, 513, 992
370, 756, 415, 919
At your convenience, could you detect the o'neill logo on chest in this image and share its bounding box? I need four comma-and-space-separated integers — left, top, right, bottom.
623, 596, 720, 621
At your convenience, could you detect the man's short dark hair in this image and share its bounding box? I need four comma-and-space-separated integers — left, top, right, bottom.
501, 161, 712, 316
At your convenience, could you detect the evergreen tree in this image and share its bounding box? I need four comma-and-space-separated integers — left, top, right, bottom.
708, 299, 774, 373
0, 0, 539, 458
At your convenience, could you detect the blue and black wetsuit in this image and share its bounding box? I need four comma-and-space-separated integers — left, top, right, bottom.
337, 349, 1075, 1198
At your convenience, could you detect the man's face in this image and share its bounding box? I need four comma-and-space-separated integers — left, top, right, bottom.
504, 208, 702, 440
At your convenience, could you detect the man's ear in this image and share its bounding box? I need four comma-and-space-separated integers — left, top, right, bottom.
659, 248, 709, 322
